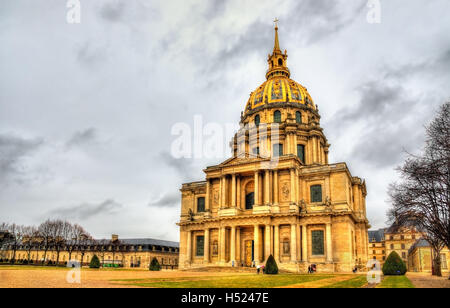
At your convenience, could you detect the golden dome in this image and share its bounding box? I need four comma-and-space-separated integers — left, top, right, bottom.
244, 77, 315, 115
243, 22, 315, 117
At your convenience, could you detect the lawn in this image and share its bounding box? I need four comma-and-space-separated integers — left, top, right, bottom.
321, 275, 368, 288
376, 276, 415, 288
115, 274, 351, 288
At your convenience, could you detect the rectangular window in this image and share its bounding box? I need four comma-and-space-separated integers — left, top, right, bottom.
197, 197, 205, 213
311, 230, 325, 256
402, 252, 406, 259
196, 236, 204, 257
297, 144, 305, 163
310, 185, 322, 203
441, 254, 448, 270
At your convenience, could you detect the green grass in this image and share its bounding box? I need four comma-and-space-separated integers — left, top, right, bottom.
116, 274, 335, 288
321, 275, 368, 288
377, 275, 415, 288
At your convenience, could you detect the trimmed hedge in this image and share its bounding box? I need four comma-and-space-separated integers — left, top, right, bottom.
149, 257, 161, 271
265, 255, 279, 275
382, 251, 407, 275
89, 255, 101, 269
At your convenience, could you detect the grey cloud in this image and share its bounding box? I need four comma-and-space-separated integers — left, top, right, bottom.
187, 0, 365, 86
76, 41, 108, 68
0, 133, 43, 183
148, 192, 180, 208
49, 199, 123, 220
66, 128, 98, 148
160, 151, 197, 182
98, 0, 126, 22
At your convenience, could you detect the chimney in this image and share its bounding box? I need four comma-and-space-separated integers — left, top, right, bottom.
111, 234, 119, 242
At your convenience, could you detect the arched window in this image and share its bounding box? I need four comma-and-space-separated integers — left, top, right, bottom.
297, 144, 305, 163
197, 197, 205, 212
254, 114, 260, 126
274, 110, 281, 123
296, 111, 302, 124
278, 58, 283, 66
245, 192, 254, 210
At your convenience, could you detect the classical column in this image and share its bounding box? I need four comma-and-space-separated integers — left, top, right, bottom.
220, 227, 226, 263
264, 225, 271, 261
254, 225, 260, 264
294, 133, 298, 157
254, 171, 260, 206
230, 226, 236, 264
286, 132, 291, 154
326, 223, 333, 262
274, 225, 280, 262
264, 170, 270, 205
273, 171, 279, 204
186, 231, 192, 264
302, 225, 308, 262
236, 176, 241, 209
205, 179, 210, 211
295, 169, 299, 203
290, 224, 297, 262
204, 228, 210, 263
231, 174, 236, 208
290, 168, 296, 204
223, 176, 228, 207
236, 227, 241, 264
219, 177, 223, 208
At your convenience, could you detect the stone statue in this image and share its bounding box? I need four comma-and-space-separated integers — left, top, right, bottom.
188, 208, 194, 221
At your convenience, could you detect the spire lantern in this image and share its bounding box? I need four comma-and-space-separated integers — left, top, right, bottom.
266, 19, 290, 80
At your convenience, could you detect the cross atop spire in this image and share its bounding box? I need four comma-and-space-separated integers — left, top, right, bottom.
273, 18, 281, 53
266, 20, 289, 79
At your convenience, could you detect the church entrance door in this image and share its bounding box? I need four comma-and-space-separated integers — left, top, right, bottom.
245, 240, 254, 267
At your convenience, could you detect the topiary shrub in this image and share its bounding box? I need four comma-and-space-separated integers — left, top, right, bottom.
382, 251, 407, 275
265, 255, 279, 275
149, 257, 161, 271
89, 255, 101, 269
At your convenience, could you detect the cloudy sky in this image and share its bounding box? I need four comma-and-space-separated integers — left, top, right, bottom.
1, 0, 449, 241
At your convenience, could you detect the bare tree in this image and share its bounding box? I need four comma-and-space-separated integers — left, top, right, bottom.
38, 220, 54, 264
22, 226, 38, 263
6, 224, 26, 263
388, 102, 450, 277
71, 224, 91, 266
51, 220, 66, 265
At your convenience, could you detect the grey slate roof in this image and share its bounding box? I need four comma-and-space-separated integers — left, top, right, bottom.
112, 238, 179, 248
368, 228, 386, 242
408, 238, 430, 254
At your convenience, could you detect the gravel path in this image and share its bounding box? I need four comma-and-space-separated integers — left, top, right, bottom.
407, 272, 450, 288
0, 266, 240, 288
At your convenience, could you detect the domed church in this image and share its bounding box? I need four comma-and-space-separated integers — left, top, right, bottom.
178, 23, 370, 272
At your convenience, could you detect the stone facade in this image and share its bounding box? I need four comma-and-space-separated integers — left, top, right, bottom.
177, 25, 370, 273
0, 235, 179, 269
408, 239, 449, 273
368, 225, 422, 269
